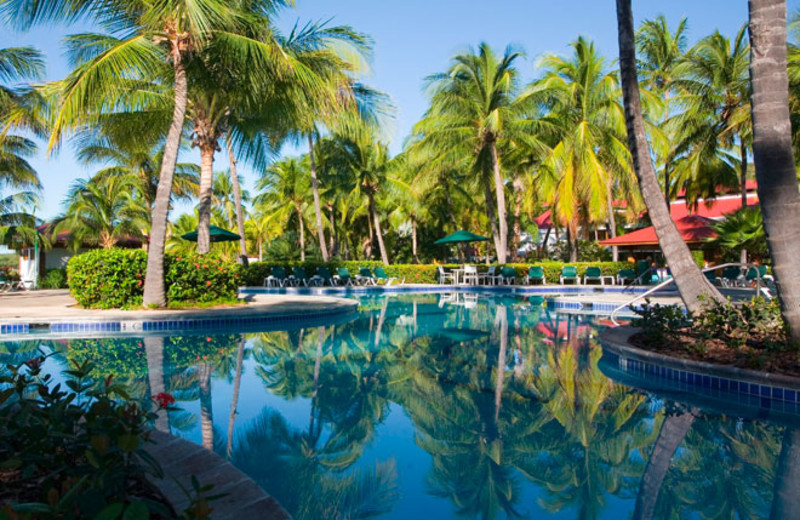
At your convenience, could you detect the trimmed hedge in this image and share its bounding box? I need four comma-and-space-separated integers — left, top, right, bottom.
243, 260, 633, 286
67, 249, 241, 308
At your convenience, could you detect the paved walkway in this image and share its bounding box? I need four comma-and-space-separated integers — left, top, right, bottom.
0, 290, 357, 322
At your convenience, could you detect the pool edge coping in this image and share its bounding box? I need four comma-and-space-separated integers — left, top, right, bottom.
144, 429, 291, 520
600, 325, 800, 391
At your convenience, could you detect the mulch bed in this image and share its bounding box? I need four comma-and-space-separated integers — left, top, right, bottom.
629, 331, 800, 379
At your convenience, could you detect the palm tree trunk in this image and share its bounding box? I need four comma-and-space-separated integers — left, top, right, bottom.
297, 205, 305, 262
740, 139, 748, 208
369, 193, 389, 264
606, 182, 619, 261
328, 205, 336, 256
198, 363, 214, 451
308, 134, 329, 262
411, 216, 419, 263
494, 305, 508, 423
616, 0, 723, 311
366, 213, 374, 260
748, 0, 800, 342
490, 141, 508, 264
633, 410, 695, 520
483, 181, 501, 260
513, 178, 523, 261
226, 336, 245, 459
568, 215, 579, 263
226, 139, 247, 262
144, 336, 169, 433
197, 143, 215, 255
770, 428, 800, 520
143, 45, 188, 307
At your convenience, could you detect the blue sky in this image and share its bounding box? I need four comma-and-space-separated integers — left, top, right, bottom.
2, 0, 798, 219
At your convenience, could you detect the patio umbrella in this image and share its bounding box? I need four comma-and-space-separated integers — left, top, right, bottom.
434, 230, 489, 244
181, 225, 241, 242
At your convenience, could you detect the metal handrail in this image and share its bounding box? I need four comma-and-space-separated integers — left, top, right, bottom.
609, 262, 769, 326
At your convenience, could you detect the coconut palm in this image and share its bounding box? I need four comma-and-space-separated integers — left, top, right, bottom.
212, 170, 250, 229
56, 174, 148, 249
413, 43, 548, 264
530, 37, 636, 262
669, 27, 750, 207
256, 156, 312, 261
614, 0, 724, 312
747, 0, 800, 342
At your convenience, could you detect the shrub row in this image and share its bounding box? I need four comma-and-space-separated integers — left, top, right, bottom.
242, 260, 633, 286
67, 249, 241, 308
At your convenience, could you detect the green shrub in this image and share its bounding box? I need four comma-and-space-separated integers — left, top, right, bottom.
39, 268, 68, 289
67, 249, 241, 308
242, 260, 633, 286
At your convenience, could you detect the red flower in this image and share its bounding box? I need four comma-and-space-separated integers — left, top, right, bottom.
153, 392, 175, 408
137, 280, 143, 286
194, 263, 200, 268
206, 280, 212, 286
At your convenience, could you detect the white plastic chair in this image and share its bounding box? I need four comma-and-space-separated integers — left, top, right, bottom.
463, 265, 479, 285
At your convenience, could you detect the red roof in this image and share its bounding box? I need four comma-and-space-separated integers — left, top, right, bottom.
668, 193, 758, 220
534, 209, 552, 228
599, 215, 717, 247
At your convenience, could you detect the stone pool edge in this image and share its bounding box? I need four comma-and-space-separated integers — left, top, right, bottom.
0, 295, 359, 337
600, 325, 800, 391
145, 430, 291, 520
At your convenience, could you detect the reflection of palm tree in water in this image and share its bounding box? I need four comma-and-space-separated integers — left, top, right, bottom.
226, 334, 246, 458
197, 362, 214, 451
771, 428, 800, 519
144, 336, 170, 433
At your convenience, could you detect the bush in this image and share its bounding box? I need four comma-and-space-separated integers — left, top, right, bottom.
67, 249, 241, 309
242, 260, 633, 286
39, 268, 68, 289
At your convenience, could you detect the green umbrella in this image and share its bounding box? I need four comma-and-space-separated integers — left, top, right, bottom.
181, 225, 241, 242
434, 230, 489, 244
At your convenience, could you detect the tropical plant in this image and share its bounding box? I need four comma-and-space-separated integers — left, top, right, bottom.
708, 207, 767, 263
256, 156, 312, 261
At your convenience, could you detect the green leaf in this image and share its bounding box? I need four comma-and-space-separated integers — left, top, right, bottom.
95, 502, 125, 520
118, 433, 140, 452
122, 500, 149, 520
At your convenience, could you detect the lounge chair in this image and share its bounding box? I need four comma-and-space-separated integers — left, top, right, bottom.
617, 268, 636, 286
524, 266, 546, 285
356, 267, 377, 286
437, 266, 455, 285
560, 266, 579, 285
583, 266, 602, 285
499, 266, 517, 285
334, 267, 354, 286
310, 267, 334, 287
636, 260, 653, 285
704, 270, 720, 285
264, 266, 288, 287
720, 266, 743, 287
745, 265, 772, 285
374, 266, 400, 285
290, 267, 310, 287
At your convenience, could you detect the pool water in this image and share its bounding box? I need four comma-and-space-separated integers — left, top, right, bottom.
2, 292, 796, 519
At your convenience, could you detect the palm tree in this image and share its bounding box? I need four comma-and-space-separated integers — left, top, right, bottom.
56, 174, 148, 249
414, 44, 543, 264
636, 15, 689, 208
256, 157, 312, 261
319, 124, 392, 264
746, 0, 800, 343
614, 0, 723, 312
669, 27, 750, 207
212, 170, 250, 229
530, 37, 635, 262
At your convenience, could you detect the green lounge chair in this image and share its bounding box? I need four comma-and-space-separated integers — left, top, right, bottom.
356, 267, 377, 286
560, 265, 579, 285
310, 267, 334, 286
704, 270, 719, 285
636, 260, 652, 285
500, 266, 517, 285
617, 268, 636, 285
374, 266, 400, 285
264, 266, 288, 287
524, 266, 546, 285
583, 266, 602, 285
291, 267, 309, 287
721, 266, 743, 287
745, 265, 770, 283
335, 267, 354, 286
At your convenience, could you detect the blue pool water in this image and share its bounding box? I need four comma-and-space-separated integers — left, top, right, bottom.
2, 292, 797, 519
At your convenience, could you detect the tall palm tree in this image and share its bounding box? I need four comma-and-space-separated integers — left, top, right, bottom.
636, 15, 689, 208
747, 0, 800, 342
530, 37, 634, 262
212, 169, 249, 229
670, 27, 750, 207
56, 174, 148, 249
256, 156, 312, 261
615, 0, 723, 312
414, 44, 544, 264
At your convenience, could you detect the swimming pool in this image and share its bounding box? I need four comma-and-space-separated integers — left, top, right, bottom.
2, 292, 795, 519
